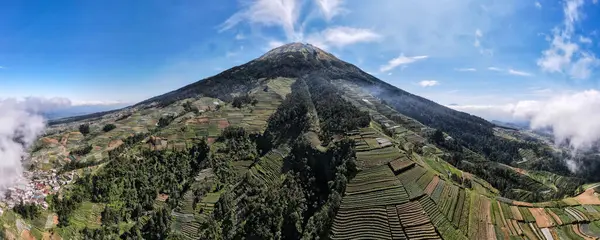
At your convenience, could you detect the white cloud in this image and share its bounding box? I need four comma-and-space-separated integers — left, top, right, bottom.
380, 54, 428, 72
306, 26, 380, 49
450, 90, 600, 152
507, 69, 533, 76
455, 68, 477, 72
0, 66, 4, 69
487, 67, 533, 76
537, 0, 598, 79
475, 29, 483, 37
579, 36, 592, 44
0, 99, 46, 193
315, 0, 345, 20
235, 33, 245, 40
535, 1, 542, 8
419, 80, 439, 87
220, 0, 301, 40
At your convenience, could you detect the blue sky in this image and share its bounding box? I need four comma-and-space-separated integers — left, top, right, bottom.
1, 0, 600, 110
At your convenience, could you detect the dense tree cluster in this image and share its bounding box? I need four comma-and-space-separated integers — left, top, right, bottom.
13, 201, 40, 220
157, 115, 176, 128
182, 101, 199, 114
211, 126, 258, 184
305, 76, 370, 144
231, 94, 258, 108
261, 80, 312, 150
79, 124, 90, 135
52, 139, 209, 238
102, 124, 116, 132
70, 144, 92, 156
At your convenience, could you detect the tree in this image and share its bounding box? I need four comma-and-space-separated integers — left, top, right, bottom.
79, 124, 90, 135
102, 124, 116, 132
431, 129, 444, 143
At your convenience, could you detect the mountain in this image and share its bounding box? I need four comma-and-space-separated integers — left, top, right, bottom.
5, 43, 600, 239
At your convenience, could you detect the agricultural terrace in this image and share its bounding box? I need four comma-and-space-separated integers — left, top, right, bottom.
349, 127, 405, 168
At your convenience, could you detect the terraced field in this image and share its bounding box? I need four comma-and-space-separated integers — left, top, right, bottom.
330, 207, 393, 240
248, 146, 289, 186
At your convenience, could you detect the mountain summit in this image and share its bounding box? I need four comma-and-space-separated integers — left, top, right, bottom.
258, 42, 339, 62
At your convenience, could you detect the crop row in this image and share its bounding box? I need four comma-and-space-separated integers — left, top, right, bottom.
430, 179, 446, 203
548, 208, 579, 225
397, 164, 427, 182
519, 207, 536, 223
438, 184, 460, 222
388, 159, 415, 174
416, 171, 435, 190
386, 206, 407, 239
250, 149, 285, 185
425, 176, 440, 195
566, 207, 589, 222
418, 196, 468, 240
400, 179, 425, 200
340, 185, 409, 209
346, 165, 400, 195
468, 193, 493, 240
331, 207, 392, 240
403, 222, 441, 240
396, 201, 431, 227
458, 190, 471, 235
519, 222, 545, 240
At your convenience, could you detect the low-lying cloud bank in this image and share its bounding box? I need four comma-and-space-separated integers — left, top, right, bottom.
449, 90, 600, 151
0, 99, 46, 192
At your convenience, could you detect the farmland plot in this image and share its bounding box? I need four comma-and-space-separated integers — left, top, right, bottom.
331, 207, 392, 240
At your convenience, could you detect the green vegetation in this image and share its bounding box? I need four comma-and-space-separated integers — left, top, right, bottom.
102, 124, 116, 132
13, 202, 41, 220
79, 123, 90, 135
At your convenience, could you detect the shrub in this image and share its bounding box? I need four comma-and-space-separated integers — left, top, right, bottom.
102, 124, 116, 132
79, 124, 90, 135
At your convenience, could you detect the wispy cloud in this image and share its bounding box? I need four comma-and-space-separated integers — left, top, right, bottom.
306, 26, 380, 49
537, 0, 598, 79
507, 69, 533, 77
455, 68, 476, 72
315, 0, 346, 21
579, 36, 592, 44
220, 0, 301, 40
535, 1, 542, 9
487, 67, 533, 76
419, 80, 439, 87
380, 54, 428, 72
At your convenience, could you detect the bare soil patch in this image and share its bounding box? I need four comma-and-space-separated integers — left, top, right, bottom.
574, 188, 600, 205
21, 229, 35, 240
218, 119, 230, 129
529, 208, 554, 228
107, 139, 124, 150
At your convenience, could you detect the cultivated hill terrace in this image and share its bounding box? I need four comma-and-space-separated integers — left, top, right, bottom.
2, 43, 600, 239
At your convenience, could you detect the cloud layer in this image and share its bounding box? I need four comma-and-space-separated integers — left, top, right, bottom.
0, 99, 46, 192
450, 90, 600, 151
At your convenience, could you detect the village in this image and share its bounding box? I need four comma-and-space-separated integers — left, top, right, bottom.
0, 168, 75, 213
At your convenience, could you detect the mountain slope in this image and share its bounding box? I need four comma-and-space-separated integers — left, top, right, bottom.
4, 43, 600, 239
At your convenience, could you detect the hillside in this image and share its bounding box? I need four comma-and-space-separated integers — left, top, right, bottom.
2, 42, 600, 239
